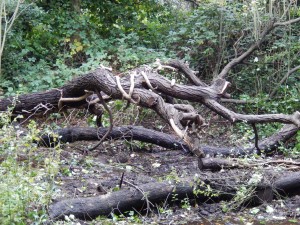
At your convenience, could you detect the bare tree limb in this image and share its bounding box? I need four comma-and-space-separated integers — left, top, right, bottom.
216, 17, 300, 80
87, 90, 113, 151
274, 17, 300, 27
270, 65, 300, 98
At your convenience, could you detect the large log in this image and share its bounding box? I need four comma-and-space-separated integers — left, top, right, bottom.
48, 181, 232, 220
40, 126, 251, 156
40, 125, 297, 157
0, 66, 299, 127
48, 172, 300, 220
40, 126, 190, 153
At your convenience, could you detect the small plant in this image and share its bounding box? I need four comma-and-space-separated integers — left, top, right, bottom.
0, 108, 61, 224
222, 172, 263, 212
193, 175, 219, 198
181, 197, 191, 211
165, 167, 180, 183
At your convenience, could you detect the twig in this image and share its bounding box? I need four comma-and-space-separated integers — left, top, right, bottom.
270, 65, 300, 98
251, 123, 261, 155
88, 90, 113, 151
123, 180, 154, 216
119, 172, 125, 189
233, 30, 245, 58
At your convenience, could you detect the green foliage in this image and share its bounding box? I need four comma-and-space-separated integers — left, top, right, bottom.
222, 172, 263, 212
0, 109, 61, 224
0, 0, 299, 147
295, 131, 300, 152
166, 2, 245, 78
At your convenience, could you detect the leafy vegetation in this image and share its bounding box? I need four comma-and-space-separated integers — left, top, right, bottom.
0, 106, 61, 224
0, 0, 300, 224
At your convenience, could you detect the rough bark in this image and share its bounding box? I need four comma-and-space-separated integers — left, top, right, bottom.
48, 182, 197, 220
39, 124, 298, 157
40, 126, 190, 153
1, 66, 299, 127
48, 172, 300, 220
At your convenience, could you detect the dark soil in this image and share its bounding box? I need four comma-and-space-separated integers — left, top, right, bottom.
51, 140, 300, 224
33, 108, 299, 224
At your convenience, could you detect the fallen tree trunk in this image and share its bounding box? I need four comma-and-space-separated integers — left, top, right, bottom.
40, 126, 191, 153
1, 60, 299, 160
48, 181, 198, 220
40, 124, 297, 157
48, 172, 300, 220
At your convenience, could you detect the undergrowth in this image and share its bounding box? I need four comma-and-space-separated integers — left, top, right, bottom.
0, 106, 61, 224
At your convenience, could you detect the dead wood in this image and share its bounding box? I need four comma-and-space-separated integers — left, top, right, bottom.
48, 180, 232, 220
1, 64, 299, 128
274, 172, 300, 196
39, 124, 297, 157
40, 126, 191, 153
200, 158, 300, 171
48, 172, 300, 220
1, 17, 300, 158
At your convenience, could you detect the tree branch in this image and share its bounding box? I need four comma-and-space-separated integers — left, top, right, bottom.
270, 65, 300, 98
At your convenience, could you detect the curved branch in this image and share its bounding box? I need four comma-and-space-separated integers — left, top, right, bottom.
87, 90, 113, 151
274, 17, 300, 26
166, 59, 207, 86
270, 65, 300, 98
216, 17, 300, 80
204, 99, 300, 126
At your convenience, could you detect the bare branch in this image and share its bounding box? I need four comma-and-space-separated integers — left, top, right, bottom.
166, 59, 207, 86
204, 99, 300, 126
216, 17, 300, 80
274, 17, 300, 26
216, 19, 276, 80
220, 98, 257, 104
270, 65, 300, 98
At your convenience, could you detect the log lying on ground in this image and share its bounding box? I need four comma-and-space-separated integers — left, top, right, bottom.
39, 126, 251, 156
258, 124, 299, 151
40, 126, 191, 153
40, 125, 297, 157
200, 158, 300, 170
48, 181, 199, 220
48, 172, 300, 220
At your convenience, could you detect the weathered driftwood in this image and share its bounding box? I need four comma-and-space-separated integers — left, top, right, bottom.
48, 172, 300, 220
